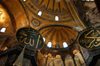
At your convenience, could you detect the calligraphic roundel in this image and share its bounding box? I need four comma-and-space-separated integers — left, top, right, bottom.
78, 28, 100, 50
16, 27, 43, 50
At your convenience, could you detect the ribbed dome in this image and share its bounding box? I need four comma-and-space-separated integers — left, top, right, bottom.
33, 0, 69, 15
22, 0, 73, 22
39, 26, 78, 48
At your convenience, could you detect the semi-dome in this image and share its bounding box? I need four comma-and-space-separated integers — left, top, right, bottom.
22, 0, 73, 22
39, 25, 78, 48
33, 0, 69, 14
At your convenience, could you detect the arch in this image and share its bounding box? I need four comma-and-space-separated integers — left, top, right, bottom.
73, 50, 86, 66
65, 55, 75, 66
0, 0, 16, 32
38, 25, 78, 48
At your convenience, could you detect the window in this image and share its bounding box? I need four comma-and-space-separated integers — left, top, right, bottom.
82, 0, 94, 1
23, 0, 26, 1
3, 47, 8, 51
55, 16, 59, 21
47, 42, 52, 48
0, 27, 6, 33
43, 37, 46, 42
55, 44, 60, 48
37, 11, 42, 16
63, 42, 68, 48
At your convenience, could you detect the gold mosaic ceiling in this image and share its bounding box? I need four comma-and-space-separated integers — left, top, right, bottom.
33, 0, 69, 14
21, 0, 73, 22
0, 0, 86, 49
20, 0, 86, 29
39, 26, 78, 48
0, 4, 12, 34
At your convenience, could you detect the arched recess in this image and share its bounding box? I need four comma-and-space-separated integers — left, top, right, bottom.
38, 25, 78, 48
0, 0, 16, 32
0, 1, 16, 51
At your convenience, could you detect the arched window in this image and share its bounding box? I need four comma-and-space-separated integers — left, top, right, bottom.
55, 16, 59, 21
47, 42, 52, 48
23, 0, 26, 1
73, 50, 86, 66
43, 37, 46, 42
54, 55, 64, 66
82, 0, 94, 1
37, 11, 42, 16
0, 27, 6, 33
63, 42, 68, 48
65, 55, 75, 66
55, 44, 60, 48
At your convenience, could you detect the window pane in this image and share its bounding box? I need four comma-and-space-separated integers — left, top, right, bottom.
63, 42, 68, 48
47, 42, 52, 48
0, 27, 6, 33
37, 11, 42, 16
43, 37, 46, 42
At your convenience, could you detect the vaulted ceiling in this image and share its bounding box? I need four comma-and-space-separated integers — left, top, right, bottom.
0, 0, 87, 49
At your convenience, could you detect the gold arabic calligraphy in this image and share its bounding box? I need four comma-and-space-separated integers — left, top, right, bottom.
18, 30, 41, 48
80, 30, 100, 48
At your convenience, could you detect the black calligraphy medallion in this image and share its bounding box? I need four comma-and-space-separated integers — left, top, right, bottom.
16, 27, 43, 50
78, 28, 100, 50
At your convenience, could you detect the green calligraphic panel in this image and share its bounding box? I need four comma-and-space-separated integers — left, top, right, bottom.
78, 28, 100, 50
16, 27, 43, 50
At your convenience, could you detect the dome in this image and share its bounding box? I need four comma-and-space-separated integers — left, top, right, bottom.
33, 0, 69, 15
22, 0, 73, 23
39, 25, 78, 48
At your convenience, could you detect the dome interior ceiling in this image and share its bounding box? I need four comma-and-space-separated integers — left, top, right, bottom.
20, 0, 86, 29
0, 4, 12, 34
0, 0, 86, 50
39, 26, 78, 48
34, 0, 68, 14
21, 0, 73, 22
